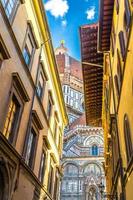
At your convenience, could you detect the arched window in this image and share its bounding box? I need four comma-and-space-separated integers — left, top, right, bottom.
92, 145, 98, 156
64, 164, 78, 175
124, 114, 133, 163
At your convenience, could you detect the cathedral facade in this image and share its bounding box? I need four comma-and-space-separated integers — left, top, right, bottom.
55, 43, 105, 200
60, 126, 105, 200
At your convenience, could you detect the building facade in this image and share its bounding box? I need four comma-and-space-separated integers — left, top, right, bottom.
99, 0, 133, 200
0, 1, 68, 200
60, 126, 105, 200
55, 42, 84, 126
55, 43, 105, 200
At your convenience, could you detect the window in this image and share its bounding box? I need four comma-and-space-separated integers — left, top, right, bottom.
75, 101, 78, 109
0, 36, 10, 68
36, 66, 46, 99
47, 93, 53, 119
92, 145, 98, 156
58, 134, 62, 153
1, 0, 20, 20
71, 90, 74, 97
54, 173, 58, 200
124, 0, 131, 31
116, 0, 119, 13
111, 23, 116, 56
53, 114, 58, 139
114, 50, 122, 99
23, 45, 31, 66
25, 127, 37, 168
23, 23, 37, 68
117, 49, 122, 89
114, 74, 120, 98
124, 114, 132, 163
70, 98, 73, 106
39, 151, 46, 183
75, 92, 78, 99
67, 180, 78, 192
119, 31, 126, 60
48, 164, 53, 194
3, 94, 22, 144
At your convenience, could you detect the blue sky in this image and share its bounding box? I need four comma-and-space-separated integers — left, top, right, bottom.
44, 0, 99, 60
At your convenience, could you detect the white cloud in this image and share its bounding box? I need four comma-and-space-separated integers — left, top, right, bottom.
61, 20, 67, 27
86, 7, 95, 20
45, 0, 69, 18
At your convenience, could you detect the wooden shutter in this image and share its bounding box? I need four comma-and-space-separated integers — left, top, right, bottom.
114, 75, 120, 98
125, 0, 131, 30
116, 0, 119, 14
118, 31, 126, 60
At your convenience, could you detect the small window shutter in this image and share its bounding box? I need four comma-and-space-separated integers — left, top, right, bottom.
118, 31, 126, 60
114, 75, 119, 98
117, 49, 122, 87
125, 0, 131, 29
116, 0, 119, 14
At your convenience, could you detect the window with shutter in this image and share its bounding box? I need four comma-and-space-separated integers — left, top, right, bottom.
124, 0, 131, 31
114, 75, 120, 98
124, 114, 133, 163
118, 31, 126, 60
117, 49, 122, 90
116, 0, 119, 14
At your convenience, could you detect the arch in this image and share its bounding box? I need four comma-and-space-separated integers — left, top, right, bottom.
83, 163, 102, 176
63, 163, 78, 175
84, 135, 104, 147
0, 158, 10, 200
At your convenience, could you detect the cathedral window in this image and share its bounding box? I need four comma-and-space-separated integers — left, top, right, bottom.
92, 145, 98, 156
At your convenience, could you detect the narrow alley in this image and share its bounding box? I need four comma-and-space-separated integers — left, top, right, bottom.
0, 0, 132, 200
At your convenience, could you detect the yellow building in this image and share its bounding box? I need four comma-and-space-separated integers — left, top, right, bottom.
0, 0, 68, 199
99, 0, 133, 199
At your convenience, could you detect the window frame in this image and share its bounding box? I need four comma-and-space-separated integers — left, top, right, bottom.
124, 0, 131, 32
53, 112, 59, 140
118, 31, 126, 61
114, 74, 120, 99
3, 73, 29, 146
47, 92, 54, 119
48, 162, 54, 195
0, 35, 10, 68
3, 89, 23, 145
53, 171, 58, 200
36, 63, 47, 100
38, 149, 46, 184
124, 114, 133, 164
25, 126, 37, 168
22, 22, 38, 69
1, 0, 22, 24
115, 0, 119, 14
91, 145, 98, 156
